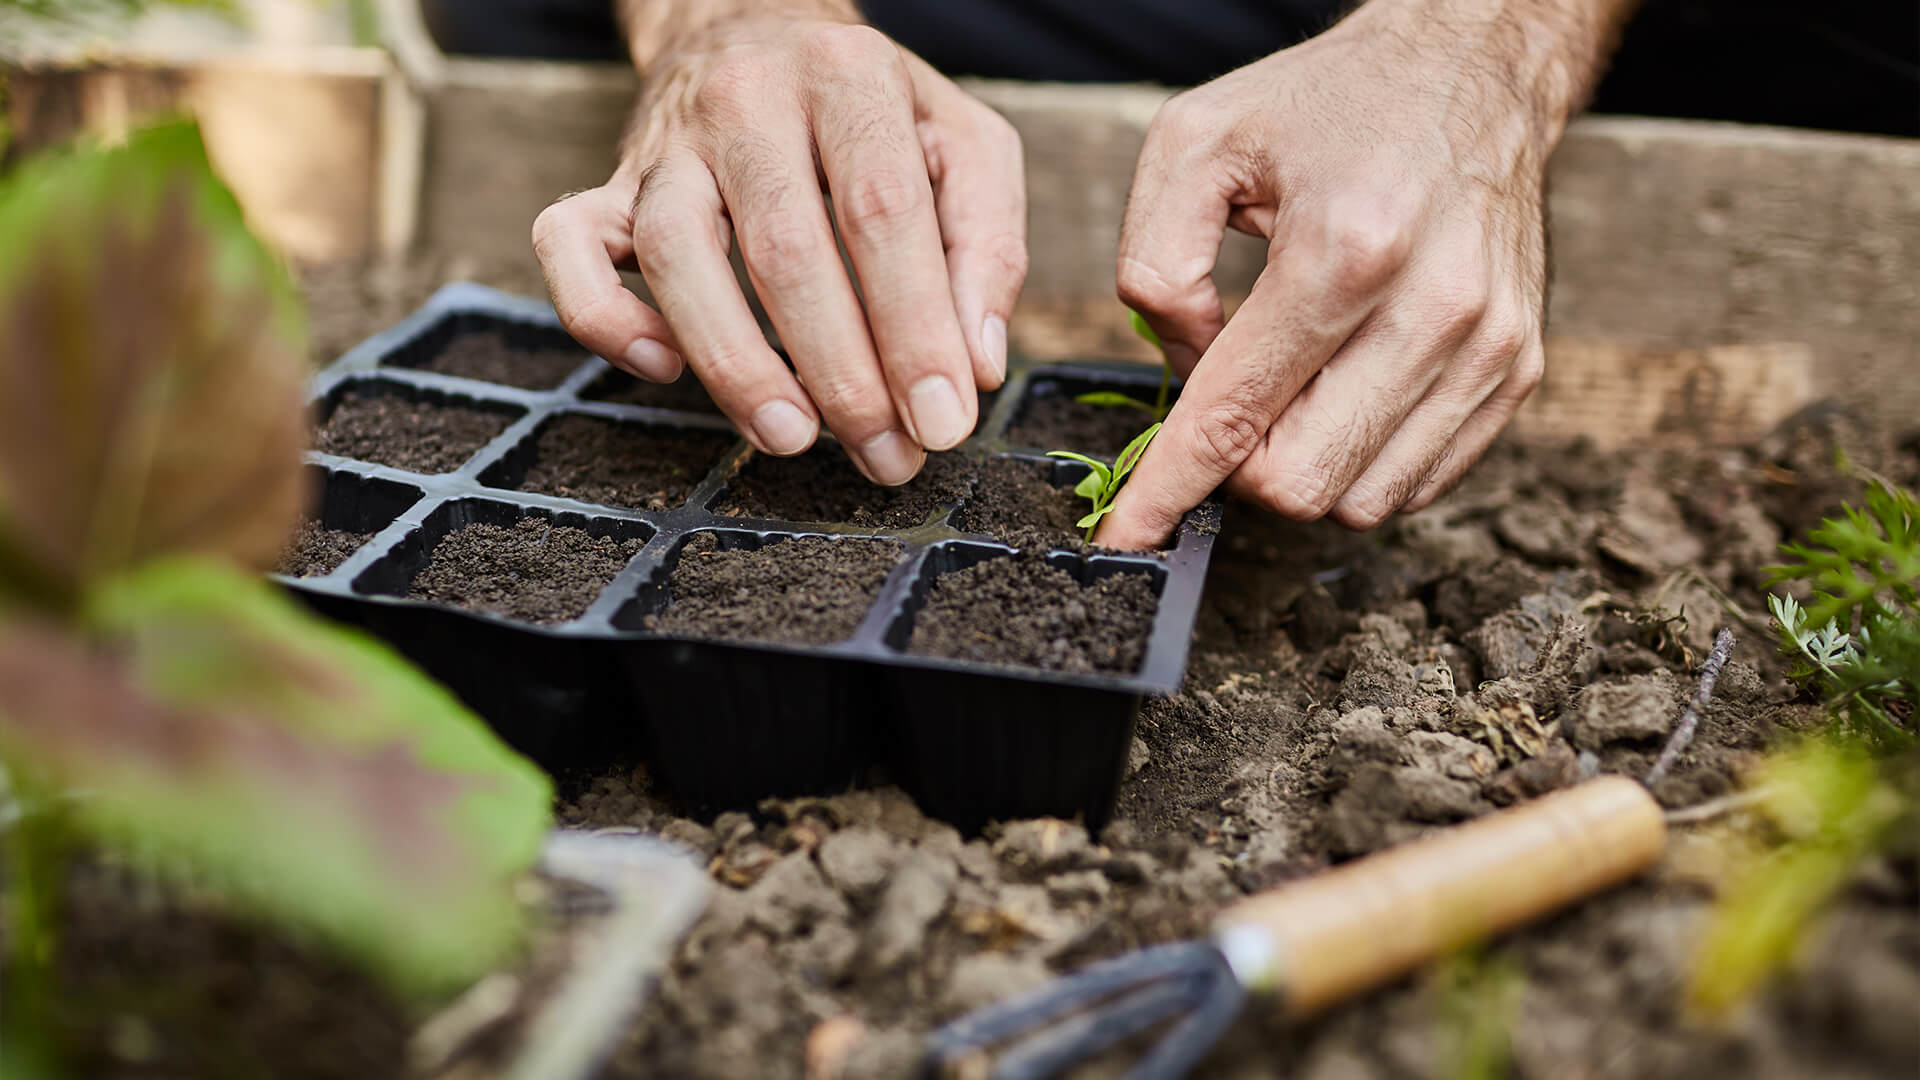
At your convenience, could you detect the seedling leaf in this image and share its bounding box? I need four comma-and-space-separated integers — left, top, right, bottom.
1074, 391, 1155, 412
1112, 422, 1163, 481
1128, 308, 1160, 348
1073, 472, 1106, 500
0, 558, 553, 995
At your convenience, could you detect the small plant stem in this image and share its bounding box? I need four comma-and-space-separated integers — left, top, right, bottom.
2, 813, 66, 1074
1644, 628, 1738, 788
1153, 362, 1171, 421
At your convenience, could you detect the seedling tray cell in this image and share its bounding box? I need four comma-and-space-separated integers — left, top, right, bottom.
280, 283, 1221, 831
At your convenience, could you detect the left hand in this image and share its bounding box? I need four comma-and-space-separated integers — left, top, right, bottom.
1097, 0, 1624, 548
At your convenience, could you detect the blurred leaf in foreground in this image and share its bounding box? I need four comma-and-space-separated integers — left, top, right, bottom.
0, 121, 309, 611
0, 557, 553, 994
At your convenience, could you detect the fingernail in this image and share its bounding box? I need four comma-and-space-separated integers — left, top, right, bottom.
908, 376, 970, 450
981, 315, 1008, 383
750, 400, 816, 456
622, 338, 681, 382
856, 430, 924, 486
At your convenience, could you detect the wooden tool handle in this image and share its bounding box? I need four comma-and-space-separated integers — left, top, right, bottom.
1212, 776, 1666, 1018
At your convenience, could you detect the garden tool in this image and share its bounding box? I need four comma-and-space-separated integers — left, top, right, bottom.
924, 775, 1667, 1080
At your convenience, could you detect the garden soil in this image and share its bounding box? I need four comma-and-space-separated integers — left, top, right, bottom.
413, 328, 581, 390
407, 518, 641, 624
516, 415, 732, 510
316, 390, 514, 475
1005, 394, 1157, 457
46, 269, 1911, 1080
648, 533, 904, 646
909, 553, 1158, 674
716, 445, 975, 528
274, 521, 370, 577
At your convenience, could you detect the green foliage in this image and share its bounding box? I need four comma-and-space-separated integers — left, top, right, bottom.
1766, 482, 1917, 748
1073, 308, 1174, 420
0, 121, 310, 611
0, 0, 237, 25
0, 120, 553, 1066
1047, 422, 1162, 541
1435, 948, 1521, 1080
1688, 482, 1918, 1016
1688, 739, 1905, 1015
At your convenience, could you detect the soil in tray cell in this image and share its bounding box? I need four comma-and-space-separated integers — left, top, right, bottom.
275, 521, 371, 578
715, 444, 973, 528
408, 328, 583, 390
908, 553, 1157, 674
516, 415, 732, 510
1003, 392, 1156, 458
953, 457, 1088, 551
647, 532, 902, 646
408, 517, 640, 624
316, 389, 514, 474
584, 369, 725, 415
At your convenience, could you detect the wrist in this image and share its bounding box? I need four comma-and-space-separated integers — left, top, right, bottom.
1345, 0, 1634, 152
621, 0, 862, 73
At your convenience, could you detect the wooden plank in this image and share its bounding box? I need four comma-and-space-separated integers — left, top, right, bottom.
4, 49, 388, 262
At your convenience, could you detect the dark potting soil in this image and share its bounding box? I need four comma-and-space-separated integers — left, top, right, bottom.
408, 328, 583, 390
584, 369, 724, 415
273, 521, 370, 577
908, 554, 1157, 674
715, 445, 973, 528
1003, 393, 1154, 458
954, 457, 1089, 551
315, 390, 512, 474
647, 532, 902, 646
515, 414, 732, 510
406, 517, 640, 624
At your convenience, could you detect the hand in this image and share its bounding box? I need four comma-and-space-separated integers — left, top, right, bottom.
1098, 0, 1628, 547
533, 12, 1026, 484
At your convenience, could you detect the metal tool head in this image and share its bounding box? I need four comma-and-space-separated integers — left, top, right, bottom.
923, 942, 1247, 1080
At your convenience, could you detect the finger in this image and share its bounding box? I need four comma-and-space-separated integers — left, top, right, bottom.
714, 128, 923, 484
533, 186, 683, 382
1401, 337, 1545, 513
1093, 237, 1385, 550
1114, 96, 1234, 379
1245, 284, 1492, 527
631, 153, 822, 458
919, 78, 1027, 392
811, 39, 976, 451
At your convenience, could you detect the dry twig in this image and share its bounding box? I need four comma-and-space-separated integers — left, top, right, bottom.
1644, 628, 1738, 788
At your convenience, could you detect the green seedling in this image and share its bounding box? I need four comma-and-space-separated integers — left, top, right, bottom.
1074, 309, 1174, 421
1047, 422, 1162, 541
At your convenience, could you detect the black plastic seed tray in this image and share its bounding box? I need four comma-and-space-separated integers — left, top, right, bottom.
282, 283, 1220, 831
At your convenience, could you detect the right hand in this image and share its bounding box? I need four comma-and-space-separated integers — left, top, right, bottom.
533, 17, 1027, 485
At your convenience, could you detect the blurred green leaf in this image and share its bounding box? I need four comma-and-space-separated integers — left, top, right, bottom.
0, 557, 553, 994
1127, 308, 1160, 349
0, 121, 309, 611
1073, 391, 1154, 412
1688, 739, 1903, 1016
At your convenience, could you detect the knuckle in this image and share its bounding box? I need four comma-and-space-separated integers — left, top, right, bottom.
1115, 257, 1196, 321
695, 57, 771, 117
1189, 402, 1266, 476
1510, 340, 1546, 396
837, 168, 929, 236
1323, 206, 1413, 296
979, 233, 1029, 286
1261, 468, 1339, 521
1330, 483, 1399, 531
1149, 90, 1209, 140
740, 212, 827, 282
805, 23, 896, 68
805, 371, 894, 429
1430, 289, 1490, 343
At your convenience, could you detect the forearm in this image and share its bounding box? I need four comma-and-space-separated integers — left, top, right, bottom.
617, 0, 862, 71
1346, 0, 1640, 147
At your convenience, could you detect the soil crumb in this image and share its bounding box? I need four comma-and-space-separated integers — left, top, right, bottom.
585, 369, 724, 414
955, 457, 1089, 550
316, 390, 513, 474
403, 328, 582, 390
649, 533, 902, 645
407, 518, 640, 624
516, 415, 732, 510
1004, 393, 1155, 457
717, 445, 973, 528
274, 521, 369, 578
909, 554, 1157, 673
